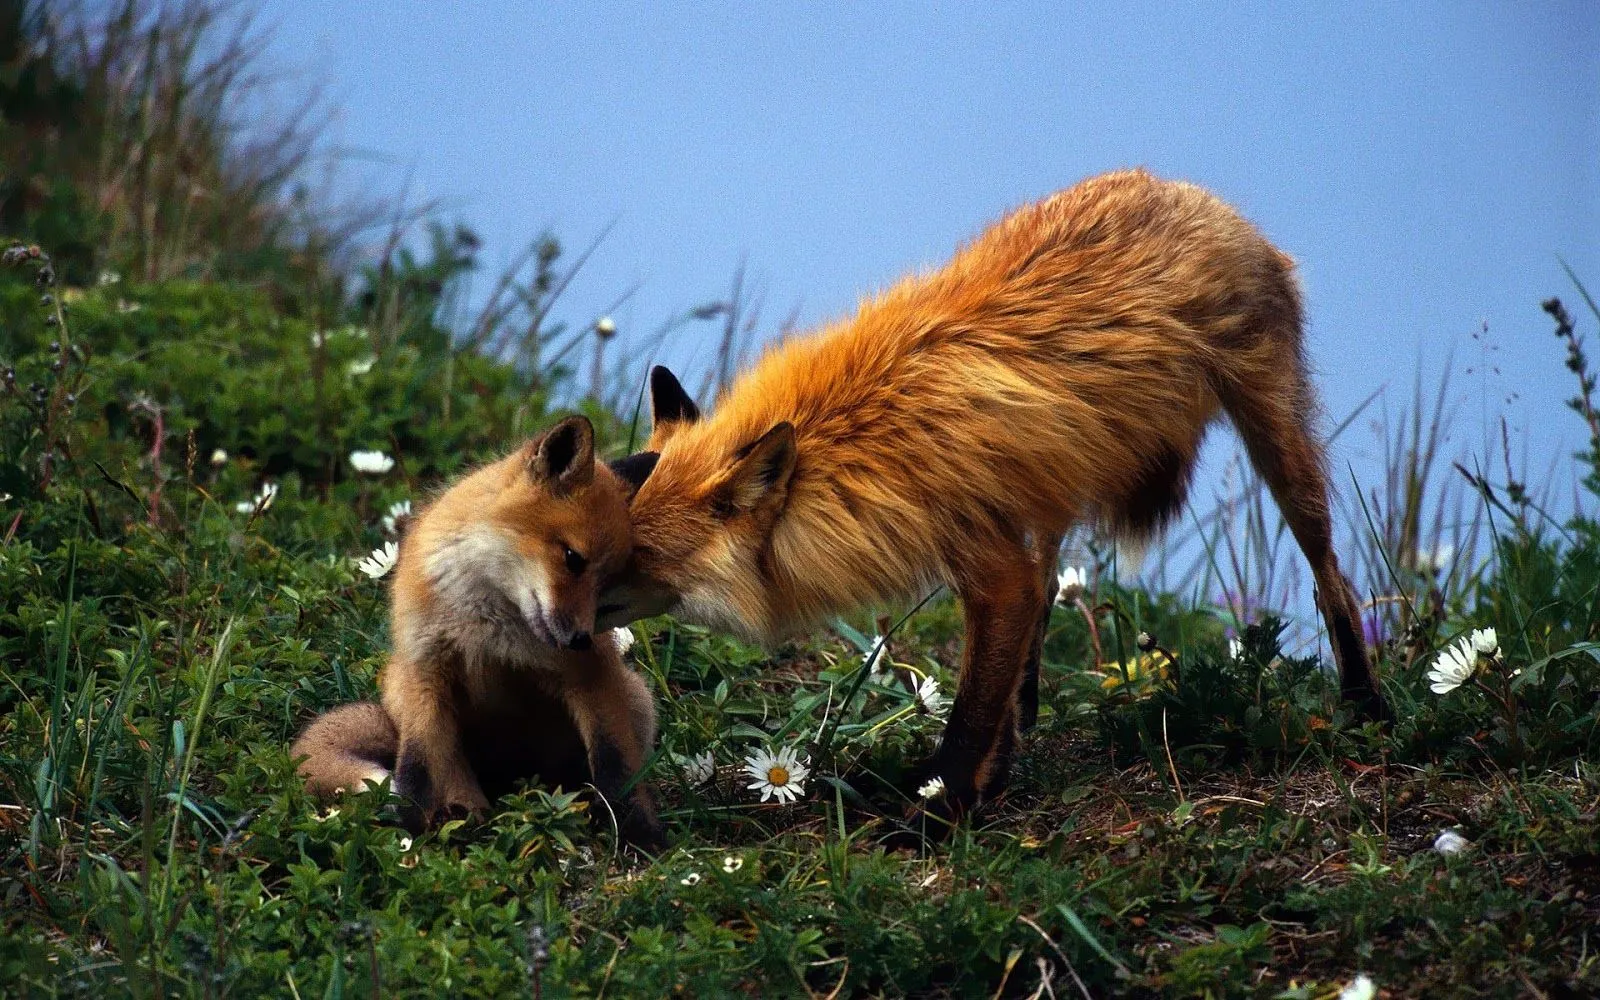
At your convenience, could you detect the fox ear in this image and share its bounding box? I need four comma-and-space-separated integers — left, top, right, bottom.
529, 415, 595, 495
607, 451, 659, 501
717, 422, 796, 518
649, 366, 700, 444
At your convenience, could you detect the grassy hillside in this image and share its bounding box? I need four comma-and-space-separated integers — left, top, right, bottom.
2, 249, 1599, 998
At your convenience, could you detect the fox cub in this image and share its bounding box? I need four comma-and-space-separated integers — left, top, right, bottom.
291, 416, 662, 846
602, 169, 1382, 823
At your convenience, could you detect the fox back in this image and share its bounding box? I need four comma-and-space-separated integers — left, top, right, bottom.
623, 170, 1312, 637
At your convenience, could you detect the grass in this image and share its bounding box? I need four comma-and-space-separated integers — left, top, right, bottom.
9, 7, 1596, 994
4, 249, 1600, 997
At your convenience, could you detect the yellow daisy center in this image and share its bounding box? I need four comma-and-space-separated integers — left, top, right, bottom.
766, 766, 791, 786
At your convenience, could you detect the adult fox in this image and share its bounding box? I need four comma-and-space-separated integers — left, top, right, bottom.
600, 169, 1383, 821
293, 416, 663, 846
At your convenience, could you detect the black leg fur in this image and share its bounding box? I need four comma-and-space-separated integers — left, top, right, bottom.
589, 737, 664, 849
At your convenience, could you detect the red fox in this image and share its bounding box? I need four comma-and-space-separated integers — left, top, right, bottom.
601, 169, 1383, 820
292, 416, 663, 846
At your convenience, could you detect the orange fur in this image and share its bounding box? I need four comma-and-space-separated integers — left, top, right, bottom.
606, 169, 1382, 817
291, 417, 662, 845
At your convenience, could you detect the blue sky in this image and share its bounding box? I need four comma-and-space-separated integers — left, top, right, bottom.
270, 2, 1598, 591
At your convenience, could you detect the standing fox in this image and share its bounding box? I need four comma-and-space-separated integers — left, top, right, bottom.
600, 169, 1382, 821
292, 416, 663, 846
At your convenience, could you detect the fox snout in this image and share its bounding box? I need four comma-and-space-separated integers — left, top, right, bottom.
533, 607, 593, 650
547, 618, 592, 650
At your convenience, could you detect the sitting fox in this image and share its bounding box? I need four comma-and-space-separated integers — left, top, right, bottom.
600, 169, 1382, 822
292, 416, 663, 846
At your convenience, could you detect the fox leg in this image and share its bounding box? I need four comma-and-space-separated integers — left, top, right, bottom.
1217, 365, 1386, 718
381, 659, 489, 830
291, 701, 398, 799
1017, 531, 1065, 733
560, 647, 664, 849
922, 543, 1043, 818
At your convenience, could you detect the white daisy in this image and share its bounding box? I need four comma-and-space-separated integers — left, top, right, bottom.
681, 750, 716, 785
743, 745, 810, 804
1426, 637, 1476, 694
680, 871, 701, 886
357, 541, 400, 580
722, 854, 743, 873
347, 356, 375, 376
864, 634, 890, 678
1470, 627, 1499, 658
612, 626, 636, 655
1339, 974, 1376, 1000
209, 448, 228, 466
1433, 830, 1469, 856
235, 482, 278, 515
381, 500, 412, 534
349, 450, 395, 475
918, 776, 946, 800
97, 270, 122, 286
1416, 543, 1454, 576
1056, 565, 1087, 603
914, 675, 946, 715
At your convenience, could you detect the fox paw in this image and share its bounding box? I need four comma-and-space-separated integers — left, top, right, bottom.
903, 757, 981, 816
1347, 687, 1393, 724
879, 807, 960, 853
618, 812, 667, 853
414, 784, 489, 830
872, 779, 968, 852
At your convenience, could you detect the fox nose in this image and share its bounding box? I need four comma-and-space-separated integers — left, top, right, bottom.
566, 631, 592, 651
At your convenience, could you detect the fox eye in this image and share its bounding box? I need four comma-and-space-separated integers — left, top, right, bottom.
563, 546, 588, 575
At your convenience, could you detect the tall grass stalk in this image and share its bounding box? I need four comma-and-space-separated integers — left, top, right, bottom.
159, 616, 234, 909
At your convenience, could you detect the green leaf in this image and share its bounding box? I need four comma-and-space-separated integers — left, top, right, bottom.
1056, 902, 1129, 974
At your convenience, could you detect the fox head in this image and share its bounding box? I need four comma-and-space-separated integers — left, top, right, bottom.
392, 416, 634, 664
599, 367, 797, 637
